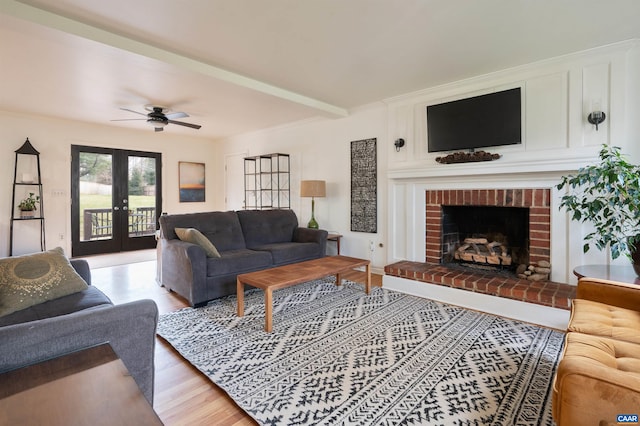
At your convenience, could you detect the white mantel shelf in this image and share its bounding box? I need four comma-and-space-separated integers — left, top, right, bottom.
387, 156, 596, 181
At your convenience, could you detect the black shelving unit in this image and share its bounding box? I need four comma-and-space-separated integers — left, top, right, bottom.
10, 138, 46, 255
244, 153, 290, 210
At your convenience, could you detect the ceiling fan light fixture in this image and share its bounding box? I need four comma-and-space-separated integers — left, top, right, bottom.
113, 105, 200, 131
147, 118, 167, 127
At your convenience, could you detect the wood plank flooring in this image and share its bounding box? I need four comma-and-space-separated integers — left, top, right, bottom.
90, 259, 382, 425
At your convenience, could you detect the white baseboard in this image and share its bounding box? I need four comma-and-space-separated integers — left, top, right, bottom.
383, 275, 570, 331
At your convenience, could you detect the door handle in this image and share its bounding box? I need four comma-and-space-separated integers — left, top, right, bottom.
123, 206, 128, 211
113, 206, 120, 211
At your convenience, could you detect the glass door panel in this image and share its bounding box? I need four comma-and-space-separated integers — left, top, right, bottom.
127, 155, 158, 238
79, 152, 114, 242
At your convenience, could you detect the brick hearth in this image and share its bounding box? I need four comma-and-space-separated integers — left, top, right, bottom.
384, 261, 575, 310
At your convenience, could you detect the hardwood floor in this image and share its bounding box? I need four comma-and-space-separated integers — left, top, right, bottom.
91, 259, 382, 425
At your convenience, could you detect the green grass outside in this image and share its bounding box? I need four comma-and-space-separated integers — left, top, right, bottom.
80, 194, 155, 210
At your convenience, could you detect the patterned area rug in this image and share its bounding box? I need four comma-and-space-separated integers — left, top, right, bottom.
157, 278, 564, 425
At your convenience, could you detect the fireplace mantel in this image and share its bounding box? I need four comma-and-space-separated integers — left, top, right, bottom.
387, 155, 594, 181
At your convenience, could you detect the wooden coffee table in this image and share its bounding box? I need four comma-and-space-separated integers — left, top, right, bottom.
237, 255, 371, 332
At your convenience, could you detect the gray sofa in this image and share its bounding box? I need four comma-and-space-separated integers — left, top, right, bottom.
159, 209, 328, 307
0, 259, 158, 404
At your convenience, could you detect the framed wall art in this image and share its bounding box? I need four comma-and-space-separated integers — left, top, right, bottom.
179, 161, 205, 202
350, 138, 377, 233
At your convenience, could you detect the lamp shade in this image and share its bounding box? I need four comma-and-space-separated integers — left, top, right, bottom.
300, 180, 326, 197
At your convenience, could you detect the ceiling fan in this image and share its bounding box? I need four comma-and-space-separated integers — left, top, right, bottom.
112, 105, 202, 132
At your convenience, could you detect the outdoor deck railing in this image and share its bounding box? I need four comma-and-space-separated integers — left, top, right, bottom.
130, 206, 156, 236
83, 207, 156, 240
83, 208, 112, 240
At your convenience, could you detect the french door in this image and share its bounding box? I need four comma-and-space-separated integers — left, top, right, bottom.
71, 145, 162, 257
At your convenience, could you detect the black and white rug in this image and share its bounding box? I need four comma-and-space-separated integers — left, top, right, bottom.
157, 278, 564, 425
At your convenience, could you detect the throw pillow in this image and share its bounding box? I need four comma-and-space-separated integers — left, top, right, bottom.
0, 247, 89, 317
174, 228, 221, 258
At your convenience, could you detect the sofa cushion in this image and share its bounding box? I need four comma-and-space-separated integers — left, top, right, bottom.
568, 299, 640, 345
553, 332, 640, 425
175, 227, 221, 258
205, 249, 272, 276
0, 247, 89, 318
237, 209, 297, 247
251, 242, 322, 266
160, 211, 246, 251
0, 286, 112, 326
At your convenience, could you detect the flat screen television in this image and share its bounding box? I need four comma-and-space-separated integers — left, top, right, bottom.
426, 87, 522, 153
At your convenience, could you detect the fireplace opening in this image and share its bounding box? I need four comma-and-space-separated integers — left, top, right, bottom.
441, 205, 529, 271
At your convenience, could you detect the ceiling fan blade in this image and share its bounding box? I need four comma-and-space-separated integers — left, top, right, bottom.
111, 118, 147, 122
166, 111, 189, 120
119, 107, 148, 117
168, 120, 202, 129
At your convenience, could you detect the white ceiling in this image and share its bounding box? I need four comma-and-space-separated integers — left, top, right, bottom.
1, 0, 640, 140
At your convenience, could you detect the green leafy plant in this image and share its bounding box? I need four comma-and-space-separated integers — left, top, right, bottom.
557, 144, 640, 260
18, 192, 40, 211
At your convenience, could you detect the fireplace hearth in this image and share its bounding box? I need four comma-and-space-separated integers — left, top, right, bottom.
384, 260, 575, 310
384, 187, 568, 309
382, 155, 583, 311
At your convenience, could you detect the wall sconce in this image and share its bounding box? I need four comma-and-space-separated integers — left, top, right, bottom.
587, 111, 606, 131
587, 101, 606, 132
394, 138, 405, 152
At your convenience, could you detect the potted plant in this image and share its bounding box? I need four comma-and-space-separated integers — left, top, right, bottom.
557, 144, 640, 274
18, 192, 40, 218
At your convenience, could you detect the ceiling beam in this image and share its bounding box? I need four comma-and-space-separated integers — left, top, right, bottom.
0, 0, 349, 118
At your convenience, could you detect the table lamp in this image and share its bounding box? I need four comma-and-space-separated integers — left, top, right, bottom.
300, 180, 326, 229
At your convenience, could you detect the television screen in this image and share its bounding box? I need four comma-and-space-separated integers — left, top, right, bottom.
427, 88, 522, 153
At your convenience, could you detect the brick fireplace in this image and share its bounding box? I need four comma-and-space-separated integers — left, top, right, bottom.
426, 188, 551, 266
384, 188, 575, 310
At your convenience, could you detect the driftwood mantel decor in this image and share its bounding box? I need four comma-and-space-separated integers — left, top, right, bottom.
435, 150, 501, 164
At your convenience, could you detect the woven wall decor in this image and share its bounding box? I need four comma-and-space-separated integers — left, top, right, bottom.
350, 138, 377, 233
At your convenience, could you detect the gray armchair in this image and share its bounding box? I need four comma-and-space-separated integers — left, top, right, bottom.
0, 259, 158, 403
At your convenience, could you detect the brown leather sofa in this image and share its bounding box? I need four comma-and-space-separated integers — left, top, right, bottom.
553, 277, 640, 425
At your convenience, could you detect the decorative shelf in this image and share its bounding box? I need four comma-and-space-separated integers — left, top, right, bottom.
244, 153, 290, 210
10, 138, 46, 255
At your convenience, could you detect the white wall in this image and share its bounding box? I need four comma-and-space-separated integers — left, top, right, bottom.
385, 40, 640, 284
212, 40, 640, 282
0, 110, 218, 257
213, 105, 388, 271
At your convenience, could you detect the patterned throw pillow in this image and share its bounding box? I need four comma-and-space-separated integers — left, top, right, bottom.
0, 247, 89, 317
174, 228, 221, 258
